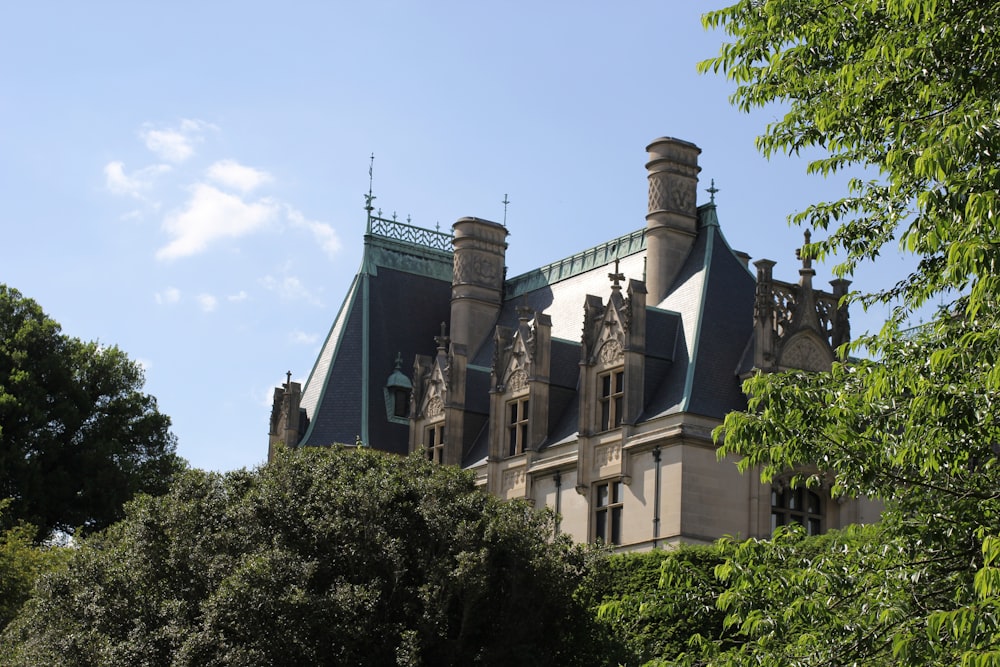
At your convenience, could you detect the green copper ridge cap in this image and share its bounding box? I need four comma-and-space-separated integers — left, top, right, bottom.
363, 214, 454, 281
506, 227, 647, 298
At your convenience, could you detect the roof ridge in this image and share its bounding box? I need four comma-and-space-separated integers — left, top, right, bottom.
505, 228, 647, 298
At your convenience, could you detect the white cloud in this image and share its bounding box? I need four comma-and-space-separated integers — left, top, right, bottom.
286, 206, 341, 258
227, 290, 248, 302
155, 287, 181, 304
104, 161, 171, 198
259, 274, 321, 305
157, 184, 280, 260
140, 119, 215, 163
197, 293, 218, 312
207, 160, 272, 193
289, 330, 319, 345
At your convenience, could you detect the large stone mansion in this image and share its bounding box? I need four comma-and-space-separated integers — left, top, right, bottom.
268, 136, 880, 549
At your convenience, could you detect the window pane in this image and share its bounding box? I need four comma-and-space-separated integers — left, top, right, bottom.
615, 370, 624, 393
808, 518, 821, 536
601, 374, 611, 397
808, 492, 821, 514
508, 427, 517, 457
597, 483, 609, 508
612, 481, 623, 503
613, 397, 623, 427
595, 510, 607, 542
611, 507, 622, 545
600, 401, 611, 431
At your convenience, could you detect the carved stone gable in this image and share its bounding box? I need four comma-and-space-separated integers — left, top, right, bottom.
420, 361, 448, 418
588, 298, 626, 366
779, 333, 833, 372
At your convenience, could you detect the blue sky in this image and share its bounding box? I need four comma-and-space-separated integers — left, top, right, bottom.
1, 2, 918, 472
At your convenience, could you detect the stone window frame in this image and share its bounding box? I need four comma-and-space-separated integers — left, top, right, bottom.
593, 478, 624, 545
597, 367, 625, 433
505, 394, 530, 457
771, 486, 823, 535
424, 421, 445, 464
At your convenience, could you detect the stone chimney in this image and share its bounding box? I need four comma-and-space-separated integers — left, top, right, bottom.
450, 216, 508, 351
645, 137, 702, 304
268, 374, 303, 462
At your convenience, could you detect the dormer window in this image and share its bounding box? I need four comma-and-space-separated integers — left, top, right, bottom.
425, 421, 445, 464
507, 397, 529, 456
384, 353, 413, 424
598, 368, 624, 431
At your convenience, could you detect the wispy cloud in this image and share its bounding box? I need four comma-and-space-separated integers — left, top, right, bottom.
155, 287, 181, 304
196, 293, 218, 312
104, 161, 171, 198
157, 184, 280, 260
286, 206, 340, 258
227, 290, 248, 302
207, 160, 272, 193
140, 119, 215, 163
289, 330, 319, 345
259, 274, 321, 305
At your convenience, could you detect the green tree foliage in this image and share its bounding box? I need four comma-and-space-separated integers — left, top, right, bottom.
577, 546, 732, 665
0, 501, 70, 630
692, 0, 1000, 665
0, 285, 182, 538
1, 446, 613, 666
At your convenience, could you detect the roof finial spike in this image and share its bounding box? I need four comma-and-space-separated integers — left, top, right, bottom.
706, 179, 719, 205
608, 257, 625, 290
796, 229, 814, 270
364, 154, 376, 222
501, 193, 510, 227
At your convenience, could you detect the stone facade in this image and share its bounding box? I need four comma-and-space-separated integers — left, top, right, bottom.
269, 136, 880, 550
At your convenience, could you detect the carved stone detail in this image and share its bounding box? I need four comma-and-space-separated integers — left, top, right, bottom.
507, 368, 528, 392
453, 253, 501, 286
780, 336, 829, 371
426, 396, 444, 418
598, 339, 624, 365
502, 467, 526, 491
594, 443, 622, 469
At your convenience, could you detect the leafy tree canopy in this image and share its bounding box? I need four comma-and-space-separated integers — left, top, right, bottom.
694, 0, 1000, 664
0, 501, 70, 631
0, 285, 183, 538
1, 446, 615, 667
702, 0, 1000, 315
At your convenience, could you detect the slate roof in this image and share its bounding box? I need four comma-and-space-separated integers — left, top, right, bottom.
298, 222, 453, 453
298, 203, 756, 461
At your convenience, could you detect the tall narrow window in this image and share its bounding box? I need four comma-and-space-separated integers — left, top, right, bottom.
425, 422, 445, 464
507, 397, 529, 456
594, 480, 624, 545
771, 487, 823, 535
598, 369, 624, 431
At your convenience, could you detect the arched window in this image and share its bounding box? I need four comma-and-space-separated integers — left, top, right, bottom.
771, 486, 823, 535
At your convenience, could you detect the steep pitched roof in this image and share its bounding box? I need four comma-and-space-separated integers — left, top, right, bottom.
298, 217, 453, 452
645, 203, 756, 421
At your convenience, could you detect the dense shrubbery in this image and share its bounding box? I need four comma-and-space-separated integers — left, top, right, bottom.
1, 446, 618, 666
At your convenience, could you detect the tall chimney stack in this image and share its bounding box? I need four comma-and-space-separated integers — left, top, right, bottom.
450, 217, 508, 351
645, 137, 701, 304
